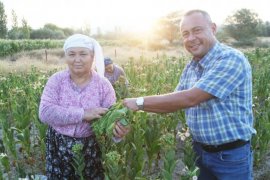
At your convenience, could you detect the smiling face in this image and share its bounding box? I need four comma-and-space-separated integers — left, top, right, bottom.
180, 11, 217, 61
105, 63, 114, 73
65, 47, 94, 76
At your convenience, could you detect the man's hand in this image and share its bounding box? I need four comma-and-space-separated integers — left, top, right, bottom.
83, 108, 108, 122
123, 98, 138, 111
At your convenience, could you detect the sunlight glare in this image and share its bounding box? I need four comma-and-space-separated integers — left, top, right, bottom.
96, 0, 166, 34
2, 0, 269, 34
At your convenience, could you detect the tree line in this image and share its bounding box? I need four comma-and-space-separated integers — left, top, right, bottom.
153, 9, 270, 47
0, 1, 270, 47
0, 1, 88, 40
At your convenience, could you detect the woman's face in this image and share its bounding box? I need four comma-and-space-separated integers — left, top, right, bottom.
65, 47, 94, 75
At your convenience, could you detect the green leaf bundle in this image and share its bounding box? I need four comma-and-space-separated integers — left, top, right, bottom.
91, 103, 130, 139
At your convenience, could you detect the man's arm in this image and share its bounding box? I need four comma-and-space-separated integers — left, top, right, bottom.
123, 87, 214, 113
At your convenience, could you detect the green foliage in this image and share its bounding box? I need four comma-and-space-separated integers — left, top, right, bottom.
20, 18, 30, 39
92, 103, 130, 140
30, 28, 65, 39
255, 20, 270, 37
224, 8, 262, 45
181, 141, 199, 179
26, 23, 74, 39
62, 27, 75, 37
0, 49, 270, 179
7, 10, 20, 40
104, 151, 123, 179
246, 48, 270, 167
0, 39, 63, 57
216, 26, 230, 43
113, 75, 129, 100
232, 39, 256, 47
71, 143, 85, 180
0, 1, 7, 38
161, 149, 177, 180
160, 133, 177, 180
0, 153, 10, 172
159, 132, 175, 151
7, 28, 20, 40
7, 18, 31, 40
11, 10, 18, 29
43, 23, 60, 31
0, 67, 54, 177
143, 116, 162, 172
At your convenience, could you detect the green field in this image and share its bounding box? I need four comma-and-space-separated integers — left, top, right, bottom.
0, 47, 269, 179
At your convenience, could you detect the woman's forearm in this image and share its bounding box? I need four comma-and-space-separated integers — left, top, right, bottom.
39, 101, 84, 126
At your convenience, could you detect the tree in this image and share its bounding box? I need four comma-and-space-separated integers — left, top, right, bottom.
44, 23, 60, 31
30, 28, 65, 39
0, 1, 7, 38
20, 17, 30, 39
11, 9, 18, 29
8, 9, 20, 39
257, 21, 270, 37
29, 23, 67, 39
265, 21, 270, 36
62, 27, 74, 37
224, 9, 262, 45
30, 28, 54, 39
154, 11, 183, 44
7, 11, 31, 39
43, 23, 72, 38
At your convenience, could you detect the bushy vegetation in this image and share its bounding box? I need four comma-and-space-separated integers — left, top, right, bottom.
0, 48, 269, 179
0, 39, 63, 57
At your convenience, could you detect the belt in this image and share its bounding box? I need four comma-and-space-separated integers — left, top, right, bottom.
197, 140, 249, 153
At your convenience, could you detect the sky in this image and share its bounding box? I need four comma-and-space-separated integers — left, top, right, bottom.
1, 0, 270, 34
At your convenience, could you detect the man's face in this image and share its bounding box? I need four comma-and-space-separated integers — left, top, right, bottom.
105, 64, 114, 73
180, 12, 217, 61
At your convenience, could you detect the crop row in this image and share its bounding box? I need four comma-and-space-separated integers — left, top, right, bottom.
0, 39, 63, 57
0, 48, 269, 179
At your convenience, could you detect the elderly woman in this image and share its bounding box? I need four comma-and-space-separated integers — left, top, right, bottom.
39, 34, 128, 179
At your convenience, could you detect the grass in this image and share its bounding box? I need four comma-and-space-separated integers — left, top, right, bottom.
0, 45, 186, 73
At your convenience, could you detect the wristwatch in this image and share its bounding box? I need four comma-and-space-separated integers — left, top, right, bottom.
136, 97, 144, 110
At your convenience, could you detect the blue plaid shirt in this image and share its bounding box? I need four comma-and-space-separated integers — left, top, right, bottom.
176, 42, 256, 145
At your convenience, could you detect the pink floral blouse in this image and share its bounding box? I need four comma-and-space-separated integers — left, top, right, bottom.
39, 69, 116, 138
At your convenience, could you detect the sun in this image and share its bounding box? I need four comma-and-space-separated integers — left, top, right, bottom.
99, 0, 167, 34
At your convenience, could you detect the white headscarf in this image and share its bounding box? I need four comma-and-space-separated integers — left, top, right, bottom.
63, 34, 105, 77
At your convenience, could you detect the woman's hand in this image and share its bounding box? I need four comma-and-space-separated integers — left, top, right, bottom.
83, 108, 108, 122
113, 121, 130, 139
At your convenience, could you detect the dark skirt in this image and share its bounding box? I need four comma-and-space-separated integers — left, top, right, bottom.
45, 126, 104, 180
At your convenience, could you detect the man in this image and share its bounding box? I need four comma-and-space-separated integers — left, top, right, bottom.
123, 10, 256, 180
